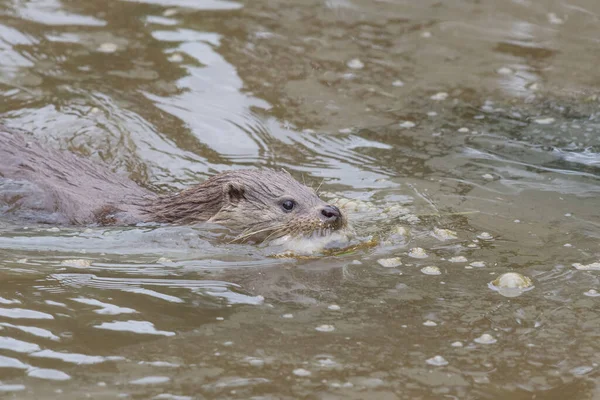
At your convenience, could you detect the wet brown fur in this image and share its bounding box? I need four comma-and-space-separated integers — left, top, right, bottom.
0, 126, 346, 242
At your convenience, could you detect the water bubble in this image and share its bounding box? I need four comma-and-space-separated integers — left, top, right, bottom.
534, 117, 555, 125
423, 320, 437, 327
399, 121, 416, 128
474, 333, 497, 344
489, 272, 534, 297
584, 289, 600, 297
421, 266, 441, 276
457, 127, 469, 133
98, 43, 118, 53
392, 80, 404, 87
477, 232, 493, 240
293, 368, 311, 377
315, 325, 335, 332
377, 257, 402, 268
450, 341, 463, 347
430, 92, 448, 101
425, 355, 448, 366
470, 261, 486, 268
497, 67, 513, 75
282, 314, 294, 319
408, 248, 428, 259
547, 13, 564, 24
347, 59, 364, 69
448, 256, 468, 263
432, 228, 457, 241
328, 305, 341, 311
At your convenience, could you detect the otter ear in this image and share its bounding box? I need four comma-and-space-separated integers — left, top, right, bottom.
225, 181, 245, 204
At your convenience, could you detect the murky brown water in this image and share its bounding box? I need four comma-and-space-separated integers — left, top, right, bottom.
1, 0, 600, 398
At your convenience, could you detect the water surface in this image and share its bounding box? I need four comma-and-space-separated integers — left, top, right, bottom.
0, 0, 599, 398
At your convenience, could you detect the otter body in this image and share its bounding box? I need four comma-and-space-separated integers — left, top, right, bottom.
0, 126, 346, 242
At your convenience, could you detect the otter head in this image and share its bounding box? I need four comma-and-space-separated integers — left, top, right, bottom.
207, 169, 347, 243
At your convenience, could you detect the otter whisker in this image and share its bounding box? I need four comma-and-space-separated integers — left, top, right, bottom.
230, 223, 289, 243
262, 227, 289, 242
315, 177, 326, 195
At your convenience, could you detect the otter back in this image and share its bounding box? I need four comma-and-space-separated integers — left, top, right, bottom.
0, 126, 152, 225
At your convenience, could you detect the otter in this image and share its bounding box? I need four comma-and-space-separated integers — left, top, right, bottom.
0, 126, 346, 242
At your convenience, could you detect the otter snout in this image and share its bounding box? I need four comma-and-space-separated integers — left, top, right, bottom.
320, 205, 343, 229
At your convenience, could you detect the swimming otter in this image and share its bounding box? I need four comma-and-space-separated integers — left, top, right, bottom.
0, 126, 346, 242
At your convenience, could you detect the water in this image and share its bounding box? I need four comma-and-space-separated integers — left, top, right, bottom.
1, 0, 600, 398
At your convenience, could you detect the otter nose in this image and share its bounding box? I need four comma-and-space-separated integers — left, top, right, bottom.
321, 205, 341, 221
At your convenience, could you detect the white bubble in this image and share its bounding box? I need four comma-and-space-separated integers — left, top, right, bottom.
423, 320, 437, 327
98, 43, 118, 53
347, 58, 364, 69
421, 266, 441, 275
399, 121, 416, 128
408, 248, 428, 259
432, 228, 457, 241
497, 67, 513, 75
474, 334, 497, 344
547, 13, 564, 24
489, 272, 534, 297
328, 305, 341, 311
534, 117, 555, 125
293, 368, 311, 377
315, 325, 335, 332
448, 256, 468, 263
425, 355, 448, 366
377, 257, 402, 268
477, 232, 493, 240
430, 92, 448, 101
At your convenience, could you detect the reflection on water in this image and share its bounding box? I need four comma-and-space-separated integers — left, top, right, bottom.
1, 0, 600, 398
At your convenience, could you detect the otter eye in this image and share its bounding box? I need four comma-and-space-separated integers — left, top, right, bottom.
281, 200, 295, 212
